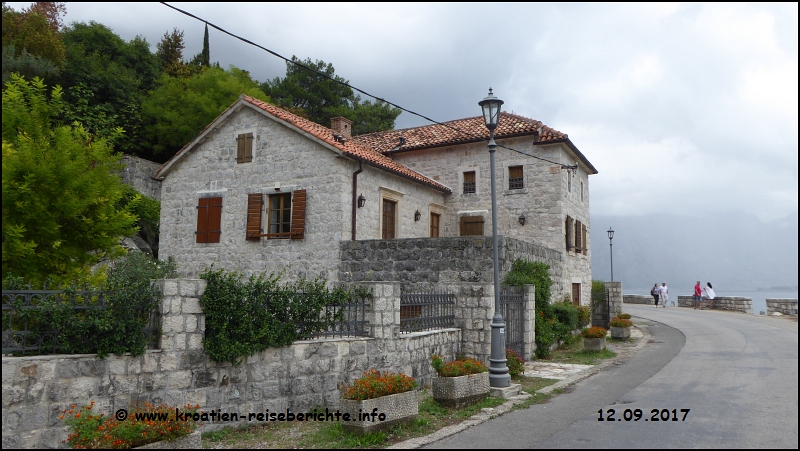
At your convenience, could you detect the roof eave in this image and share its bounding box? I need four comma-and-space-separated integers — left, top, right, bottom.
536, 138, 598, 174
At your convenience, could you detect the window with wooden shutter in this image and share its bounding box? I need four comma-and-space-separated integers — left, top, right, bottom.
267, 193, 291, 238
382, 199, 397, 239
196, 197, 222, 243
572, 283, 581, 305
460, 216, 484, 236
430, 212, 440, 238
463, 171, 476, 194
509, 166, 523, 190
246, 193, 263, 241
582, 224, 587, 255
236, 133, 253, 163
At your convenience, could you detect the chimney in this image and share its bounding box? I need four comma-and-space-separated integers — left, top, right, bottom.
330, 117, 353, 139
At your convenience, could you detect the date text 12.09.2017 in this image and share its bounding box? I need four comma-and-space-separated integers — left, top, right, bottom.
598, 408, 690, 422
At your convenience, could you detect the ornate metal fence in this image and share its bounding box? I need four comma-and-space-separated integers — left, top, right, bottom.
296, 291, 369, 339
591, 289, 610, 329
2, 288, 160, 356
399, 287, 455, 333
500, 286, 525, 357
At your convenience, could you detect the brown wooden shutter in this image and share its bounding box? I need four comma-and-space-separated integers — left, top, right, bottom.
290, 189, 306, 239
575, 220, 582, 252
196, 198, 210, 243
246, 193, 263, 241
582, 225, 587, 255
244, 132, 253, 162
236, 134, 245, 162
207, 197, 223, 243
196, 197, 222, 243
460, 216, 484, 236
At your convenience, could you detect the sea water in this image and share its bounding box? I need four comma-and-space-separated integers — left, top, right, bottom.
626, 289, 798, 315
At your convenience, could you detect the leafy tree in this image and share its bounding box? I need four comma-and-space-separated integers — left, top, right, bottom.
156, 27, 190, 78
2, 2, 66, 81
57, 22, 159, 155
141, 66, 269, 157
2, 75, 138, 284
262, 56, 401, 134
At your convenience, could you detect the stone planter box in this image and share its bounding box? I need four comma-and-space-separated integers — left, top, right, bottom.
137, 430, 201, 449
583, 337, 606, 351
610, 326, 631, 340
432, 372, 490, 407
341, 390, 418, 434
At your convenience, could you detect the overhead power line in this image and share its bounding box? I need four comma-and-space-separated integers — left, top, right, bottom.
159, 2, 578, 171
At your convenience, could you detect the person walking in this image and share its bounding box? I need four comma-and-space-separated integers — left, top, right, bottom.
659, 282, 668, 308
693, 281, 703, 309
702, 282, 716, 310
651, 283, 660, 307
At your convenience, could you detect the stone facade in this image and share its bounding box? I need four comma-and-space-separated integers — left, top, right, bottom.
1, 279, 460, 449
766, 298, 798, 316
121, 155, 162, 200
677, 296, 753, 314
155, 99, 595, 303
605, 281, 624, 317
391, 136, 593, 304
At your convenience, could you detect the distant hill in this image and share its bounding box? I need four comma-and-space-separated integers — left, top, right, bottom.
590, 211, 798, 292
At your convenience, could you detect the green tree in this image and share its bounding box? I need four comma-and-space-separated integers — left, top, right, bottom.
2, 2, 67, 82
156, 27, 190, 78
56, 22, 160, 156
262, 56, 401, 134
141, 66, 269, 157
2, 75, 138, 284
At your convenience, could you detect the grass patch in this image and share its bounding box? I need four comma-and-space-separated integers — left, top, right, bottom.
511, 376, 559, 410
536, 337, 617, 365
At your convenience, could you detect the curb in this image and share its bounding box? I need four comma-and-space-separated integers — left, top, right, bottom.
387, 319, 653, 449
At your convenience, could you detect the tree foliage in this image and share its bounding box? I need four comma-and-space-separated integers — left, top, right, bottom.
2, 2, 66, 66
262, 56, 401, 135
57, 22, 159, 155
141, 66, 269, 157
2, 75, 138, 284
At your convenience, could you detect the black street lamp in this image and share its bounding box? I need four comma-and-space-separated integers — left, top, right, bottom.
478, 88, 510, 388
607, 227, 614, 282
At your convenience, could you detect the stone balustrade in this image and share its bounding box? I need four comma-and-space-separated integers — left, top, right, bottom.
623, 294, 655, 305
677, 295, 753, 314
766, 298, 798, 316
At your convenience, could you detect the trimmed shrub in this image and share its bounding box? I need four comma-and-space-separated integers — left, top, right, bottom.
581, 326, 607, 339
341, 370, 418, 401
431, 355, 487, 377
617, 313, 631, 320
609, 317, 633, 328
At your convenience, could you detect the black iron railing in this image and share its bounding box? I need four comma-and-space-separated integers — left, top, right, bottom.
2, 289, 160, 355
463, 181, 476, 194
296, 292, 369, 339
591, 289, 610, 328
500, 286, 525, 357
400, 288, 455, 333
509, 177, 524, 190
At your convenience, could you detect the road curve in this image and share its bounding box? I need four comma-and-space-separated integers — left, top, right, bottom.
427, 304, 798, 449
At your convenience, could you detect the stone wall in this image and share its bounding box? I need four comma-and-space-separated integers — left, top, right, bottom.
605, 281, 624, 317
766, 299, 798, 316
121, 155, 162, 200
677, 296, 753, 314
1, 280, 461, 448
339, 236, 568, 302
623, 294, 654, 305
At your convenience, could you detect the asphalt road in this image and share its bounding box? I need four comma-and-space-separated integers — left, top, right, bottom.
427, 305, 798, 449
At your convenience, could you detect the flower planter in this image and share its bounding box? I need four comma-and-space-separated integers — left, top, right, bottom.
610, 326, 631, 340
583, 336, 606, 351
432, 372, 490, 408
137, 430, 201, 449
340, 390, 418, 435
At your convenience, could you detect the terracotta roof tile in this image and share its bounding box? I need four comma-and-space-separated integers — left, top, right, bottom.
351, 112, 567, 153
241, 97, 450, 192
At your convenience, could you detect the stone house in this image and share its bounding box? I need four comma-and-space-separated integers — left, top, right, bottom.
153, 95, 597, 303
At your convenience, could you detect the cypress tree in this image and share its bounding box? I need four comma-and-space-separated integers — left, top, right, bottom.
201, 23, 210, 67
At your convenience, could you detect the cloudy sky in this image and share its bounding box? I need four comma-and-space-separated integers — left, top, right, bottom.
10, 2, 798, 222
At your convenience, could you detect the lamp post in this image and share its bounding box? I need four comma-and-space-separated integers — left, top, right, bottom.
479, 88, 510, 388
607, 227, 614, 282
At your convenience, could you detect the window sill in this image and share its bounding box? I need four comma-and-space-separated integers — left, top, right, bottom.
503, 189, 528, 195
460, 193, 479, 198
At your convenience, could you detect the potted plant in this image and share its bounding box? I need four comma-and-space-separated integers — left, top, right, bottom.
340, 369, 419, 434
609, 315, 633, 340
61, 401, 200, 449
581, 326, 607, 351
430, 355, 490, 407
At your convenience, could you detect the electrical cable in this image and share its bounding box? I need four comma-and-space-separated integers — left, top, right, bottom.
159, 2, 578, 171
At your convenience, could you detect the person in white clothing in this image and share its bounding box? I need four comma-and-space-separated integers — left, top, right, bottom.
658, 283, 668, 308
702, 282, 716, 310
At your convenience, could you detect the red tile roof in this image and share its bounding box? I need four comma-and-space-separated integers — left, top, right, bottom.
155, 96, 451, 192
351, 112, 567, 154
